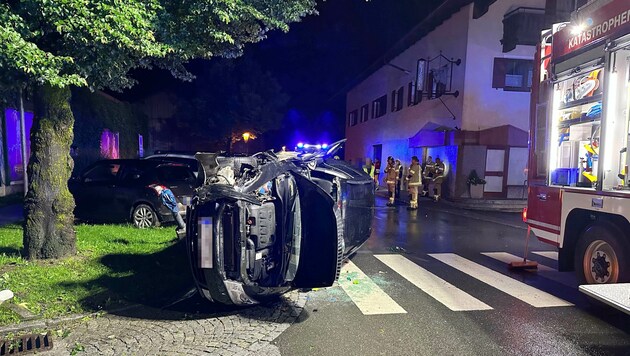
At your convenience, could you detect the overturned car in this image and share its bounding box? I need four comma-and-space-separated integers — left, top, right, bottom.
185, 141, 374, 305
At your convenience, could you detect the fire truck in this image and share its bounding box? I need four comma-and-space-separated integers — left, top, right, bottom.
526, 0, 630, 292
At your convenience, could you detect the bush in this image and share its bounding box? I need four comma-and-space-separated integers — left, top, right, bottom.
467, 170, 486, 185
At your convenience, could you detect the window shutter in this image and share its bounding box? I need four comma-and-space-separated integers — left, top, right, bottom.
391, 90, 396, 112
492, 58, 508, 88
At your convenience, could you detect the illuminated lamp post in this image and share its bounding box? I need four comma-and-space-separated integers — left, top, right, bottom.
242, 132, 251, 154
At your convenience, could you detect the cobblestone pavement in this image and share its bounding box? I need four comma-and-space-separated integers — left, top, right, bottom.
46, 291, 307, 355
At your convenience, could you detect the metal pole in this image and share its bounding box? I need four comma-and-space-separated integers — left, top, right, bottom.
19, 88, 28, 196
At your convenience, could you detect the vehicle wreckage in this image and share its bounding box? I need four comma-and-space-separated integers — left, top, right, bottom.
185, 140, 375, 305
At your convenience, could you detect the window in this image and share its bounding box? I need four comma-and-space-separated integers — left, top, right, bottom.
360, 104, 369, 122
372, 95, 387, 119
492, 58, 533, 92
391, 90, 396, 112
391, 87, 404, 112
348, 110, 358, 126
156, 165, 195, 185
83, 163, 121, 183
407, 82, 416, 106
138, 134, 144, 158
121, 166, 144, 182
100, 129, 120, 159
395, 87, 405, 111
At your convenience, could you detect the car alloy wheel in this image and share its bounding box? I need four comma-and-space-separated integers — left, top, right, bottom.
133, 204, 158, 228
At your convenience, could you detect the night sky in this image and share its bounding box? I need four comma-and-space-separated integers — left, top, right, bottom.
119, 0, 445, 148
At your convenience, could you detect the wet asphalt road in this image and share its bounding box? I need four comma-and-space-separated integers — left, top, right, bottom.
272, 197, 630, 356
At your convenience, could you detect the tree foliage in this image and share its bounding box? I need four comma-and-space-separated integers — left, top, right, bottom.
0, 0, 317, 91
0, 0, 317, 259
182, 58, 289, 150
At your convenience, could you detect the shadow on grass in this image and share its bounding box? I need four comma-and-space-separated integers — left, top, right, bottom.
59, 238, 194, 316
60, 238, 307, 323
0, 246, 22, 255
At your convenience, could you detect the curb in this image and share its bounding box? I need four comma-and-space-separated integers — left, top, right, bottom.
374, 195, 526, 231
375, 189, 526, 213
0, 304, 141, 335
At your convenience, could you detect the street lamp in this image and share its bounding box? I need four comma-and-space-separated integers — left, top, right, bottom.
242, 132, 251, 154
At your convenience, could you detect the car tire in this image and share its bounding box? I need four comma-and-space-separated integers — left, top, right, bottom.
574, 222, 630, 284
132, 204, 160, 228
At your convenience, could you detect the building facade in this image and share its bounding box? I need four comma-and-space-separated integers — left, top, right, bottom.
346, 0, 550, 201
0, 90, 147, 197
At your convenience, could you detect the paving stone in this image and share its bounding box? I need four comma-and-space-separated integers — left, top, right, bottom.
33, 291, 307, 355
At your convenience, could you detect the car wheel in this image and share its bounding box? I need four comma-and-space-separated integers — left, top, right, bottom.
575, 223, 629, 284
132, 204, 160, 228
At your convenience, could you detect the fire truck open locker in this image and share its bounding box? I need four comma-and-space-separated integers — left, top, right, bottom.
527, 0, 630, 293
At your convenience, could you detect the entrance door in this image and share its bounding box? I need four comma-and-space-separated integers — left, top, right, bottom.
372, 144, 382, 164
484, 148, 507, 198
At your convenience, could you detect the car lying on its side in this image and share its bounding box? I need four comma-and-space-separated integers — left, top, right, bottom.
69, 159, 199, 227
186, 140, 374, 305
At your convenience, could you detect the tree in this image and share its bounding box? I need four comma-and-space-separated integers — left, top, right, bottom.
0, 0, 317, 259
182, 58, 289, 152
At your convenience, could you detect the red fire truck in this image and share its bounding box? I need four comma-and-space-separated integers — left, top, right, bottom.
526, 0, 630, 289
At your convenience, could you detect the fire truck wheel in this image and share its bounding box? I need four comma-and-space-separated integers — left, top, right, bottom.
575, 223, 630, 284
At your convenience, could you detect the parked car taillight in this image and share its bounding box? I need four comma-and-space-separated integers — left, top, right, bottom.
522, 207, 527, 222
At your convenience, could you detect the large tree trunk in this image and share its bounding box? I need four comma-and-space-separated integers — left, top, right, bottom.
23, 85, 76, 259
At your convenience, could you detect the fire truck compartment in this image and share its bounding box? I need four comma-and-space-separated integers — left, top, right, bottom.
579, 283, 630, 315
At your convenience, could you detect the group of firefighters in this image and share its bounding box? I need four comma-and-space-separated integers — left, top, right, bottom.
363, 155, 445, 210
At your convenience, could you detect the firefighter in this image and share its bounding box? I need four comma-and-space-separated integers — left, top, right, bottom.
395, 159, 403, 197
384, 156, 397, 206
433, 157, 445, 202
406, 156, 421, 210
363, 157, 375, 180
374, 158, 381, 190
421, 156, 435, 197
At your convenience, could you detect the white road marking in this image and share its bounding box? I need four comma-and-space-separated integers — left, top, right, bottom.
481, 252, 556, 272
428, 253, 573, 308
532, 251, 559, 261
375, 254, 492, 311
338, 261, 407, 315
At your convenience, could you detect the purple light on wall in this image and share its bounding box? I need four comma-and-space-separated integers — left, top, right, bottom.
100, 129, 120, 159
4, 108, 33, 182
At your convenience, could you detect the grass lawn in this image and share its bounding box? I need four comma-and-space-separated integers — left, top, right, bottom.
0, 223, 193, 326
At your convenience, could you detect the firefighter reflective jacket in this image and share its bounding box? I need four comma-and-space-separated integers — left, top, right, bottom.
384, 163, 398, 184
407, 163, 422, 186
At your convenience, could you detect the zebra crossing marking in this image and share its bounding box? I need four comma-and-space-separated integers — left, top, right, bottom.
532, 251, 559, 261
338, 261, 407, 315
481, 252, 556, 272
375, 254, 493, 311
428, 253, 573, 308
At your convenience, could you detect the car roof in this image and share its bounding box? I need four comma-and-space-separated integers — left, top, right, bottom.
88, 159, 190, 169
144, 153, 196, 160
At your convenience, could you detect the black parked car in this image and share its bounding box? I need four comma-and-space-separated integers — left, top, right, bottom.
144, 153, 200, 177
186, 140, 375, 305
69, 159, 199, 227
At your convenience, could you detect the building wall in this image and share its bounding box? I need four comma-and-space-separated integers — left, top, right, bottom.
346, 5, 472, 167
462, 0, 545, 132
345, 0, 545, 200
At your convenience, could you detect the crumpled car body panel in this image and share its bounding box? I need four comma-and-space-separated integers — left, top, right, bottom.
186, 142, 374, 305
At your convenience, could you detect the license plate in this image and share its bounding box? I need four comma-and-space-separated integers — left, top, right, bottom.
199, 217, 213, 268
